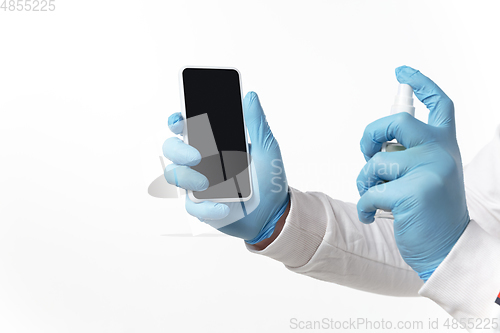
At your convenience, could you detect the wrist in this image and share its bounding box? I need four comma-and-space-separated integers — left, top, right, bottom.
245, 194, 290, 251
419, 217, 470, 282
418, 268, 436, 282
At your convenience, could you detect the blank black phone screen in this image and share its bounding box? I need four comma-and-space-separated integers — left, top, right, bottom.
182, 68, 251, 200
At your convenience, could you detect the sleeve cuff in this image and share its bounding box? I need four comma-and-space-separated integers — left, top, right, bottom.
419, 219, 500, 319
245, 186, 327, 268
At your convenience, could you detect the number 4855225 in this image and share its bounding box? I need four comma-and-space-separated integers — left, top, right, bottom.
1, 0, 56, 11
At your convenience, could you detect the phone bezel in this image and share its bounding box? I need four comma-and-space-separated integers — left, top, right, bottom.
178, 66, 253, 203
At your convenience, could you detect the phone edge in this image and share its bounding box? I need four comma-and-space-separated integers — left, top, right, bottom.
178, 65, 253, 203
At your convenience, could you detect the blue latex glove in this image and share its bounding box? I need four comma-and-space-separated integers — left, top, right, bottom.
356, 66, 470, 281
163, 91, 290, 242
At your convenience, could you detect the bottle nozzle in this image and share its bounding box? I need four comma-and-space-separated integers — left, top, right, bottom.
398, 83, 413, 98
391, 83, 415, 116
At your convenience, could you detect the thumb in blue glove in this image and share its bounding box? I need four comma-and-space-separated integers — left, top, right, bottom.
163, 92, 290, 242
356, 66, 470, 281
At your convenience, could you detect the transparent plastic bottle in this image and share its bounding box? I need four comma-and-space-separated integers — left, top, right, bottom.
374, 84, 415, 220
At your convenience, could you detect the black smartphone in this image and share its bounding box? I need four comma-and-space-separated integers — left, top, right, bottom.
179, 67, 253, 203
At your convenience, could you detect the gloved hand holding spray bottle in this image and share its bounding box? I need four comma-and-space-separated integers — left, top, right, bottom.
356, 66, 470, 281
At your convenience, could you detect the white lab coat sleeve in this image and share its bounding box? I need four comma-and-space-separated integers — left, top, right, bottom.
463, 125, 500, 239
418, 220, 500, 331
245, 126, 500, 300
417, 126, 500, 331
245, 186, 423, 296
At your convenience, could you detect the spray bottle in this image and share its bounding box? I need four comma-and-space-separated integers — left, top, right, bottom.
374, 83, 415, 219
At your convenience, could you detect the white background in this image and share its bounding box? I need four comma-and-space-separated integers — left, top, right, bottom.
1, 0, 499, 332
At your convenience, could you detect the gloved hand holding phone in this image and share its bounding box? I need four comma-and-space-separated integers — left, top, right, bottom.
163, 92, 290, 244
356, 66, 470, 282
